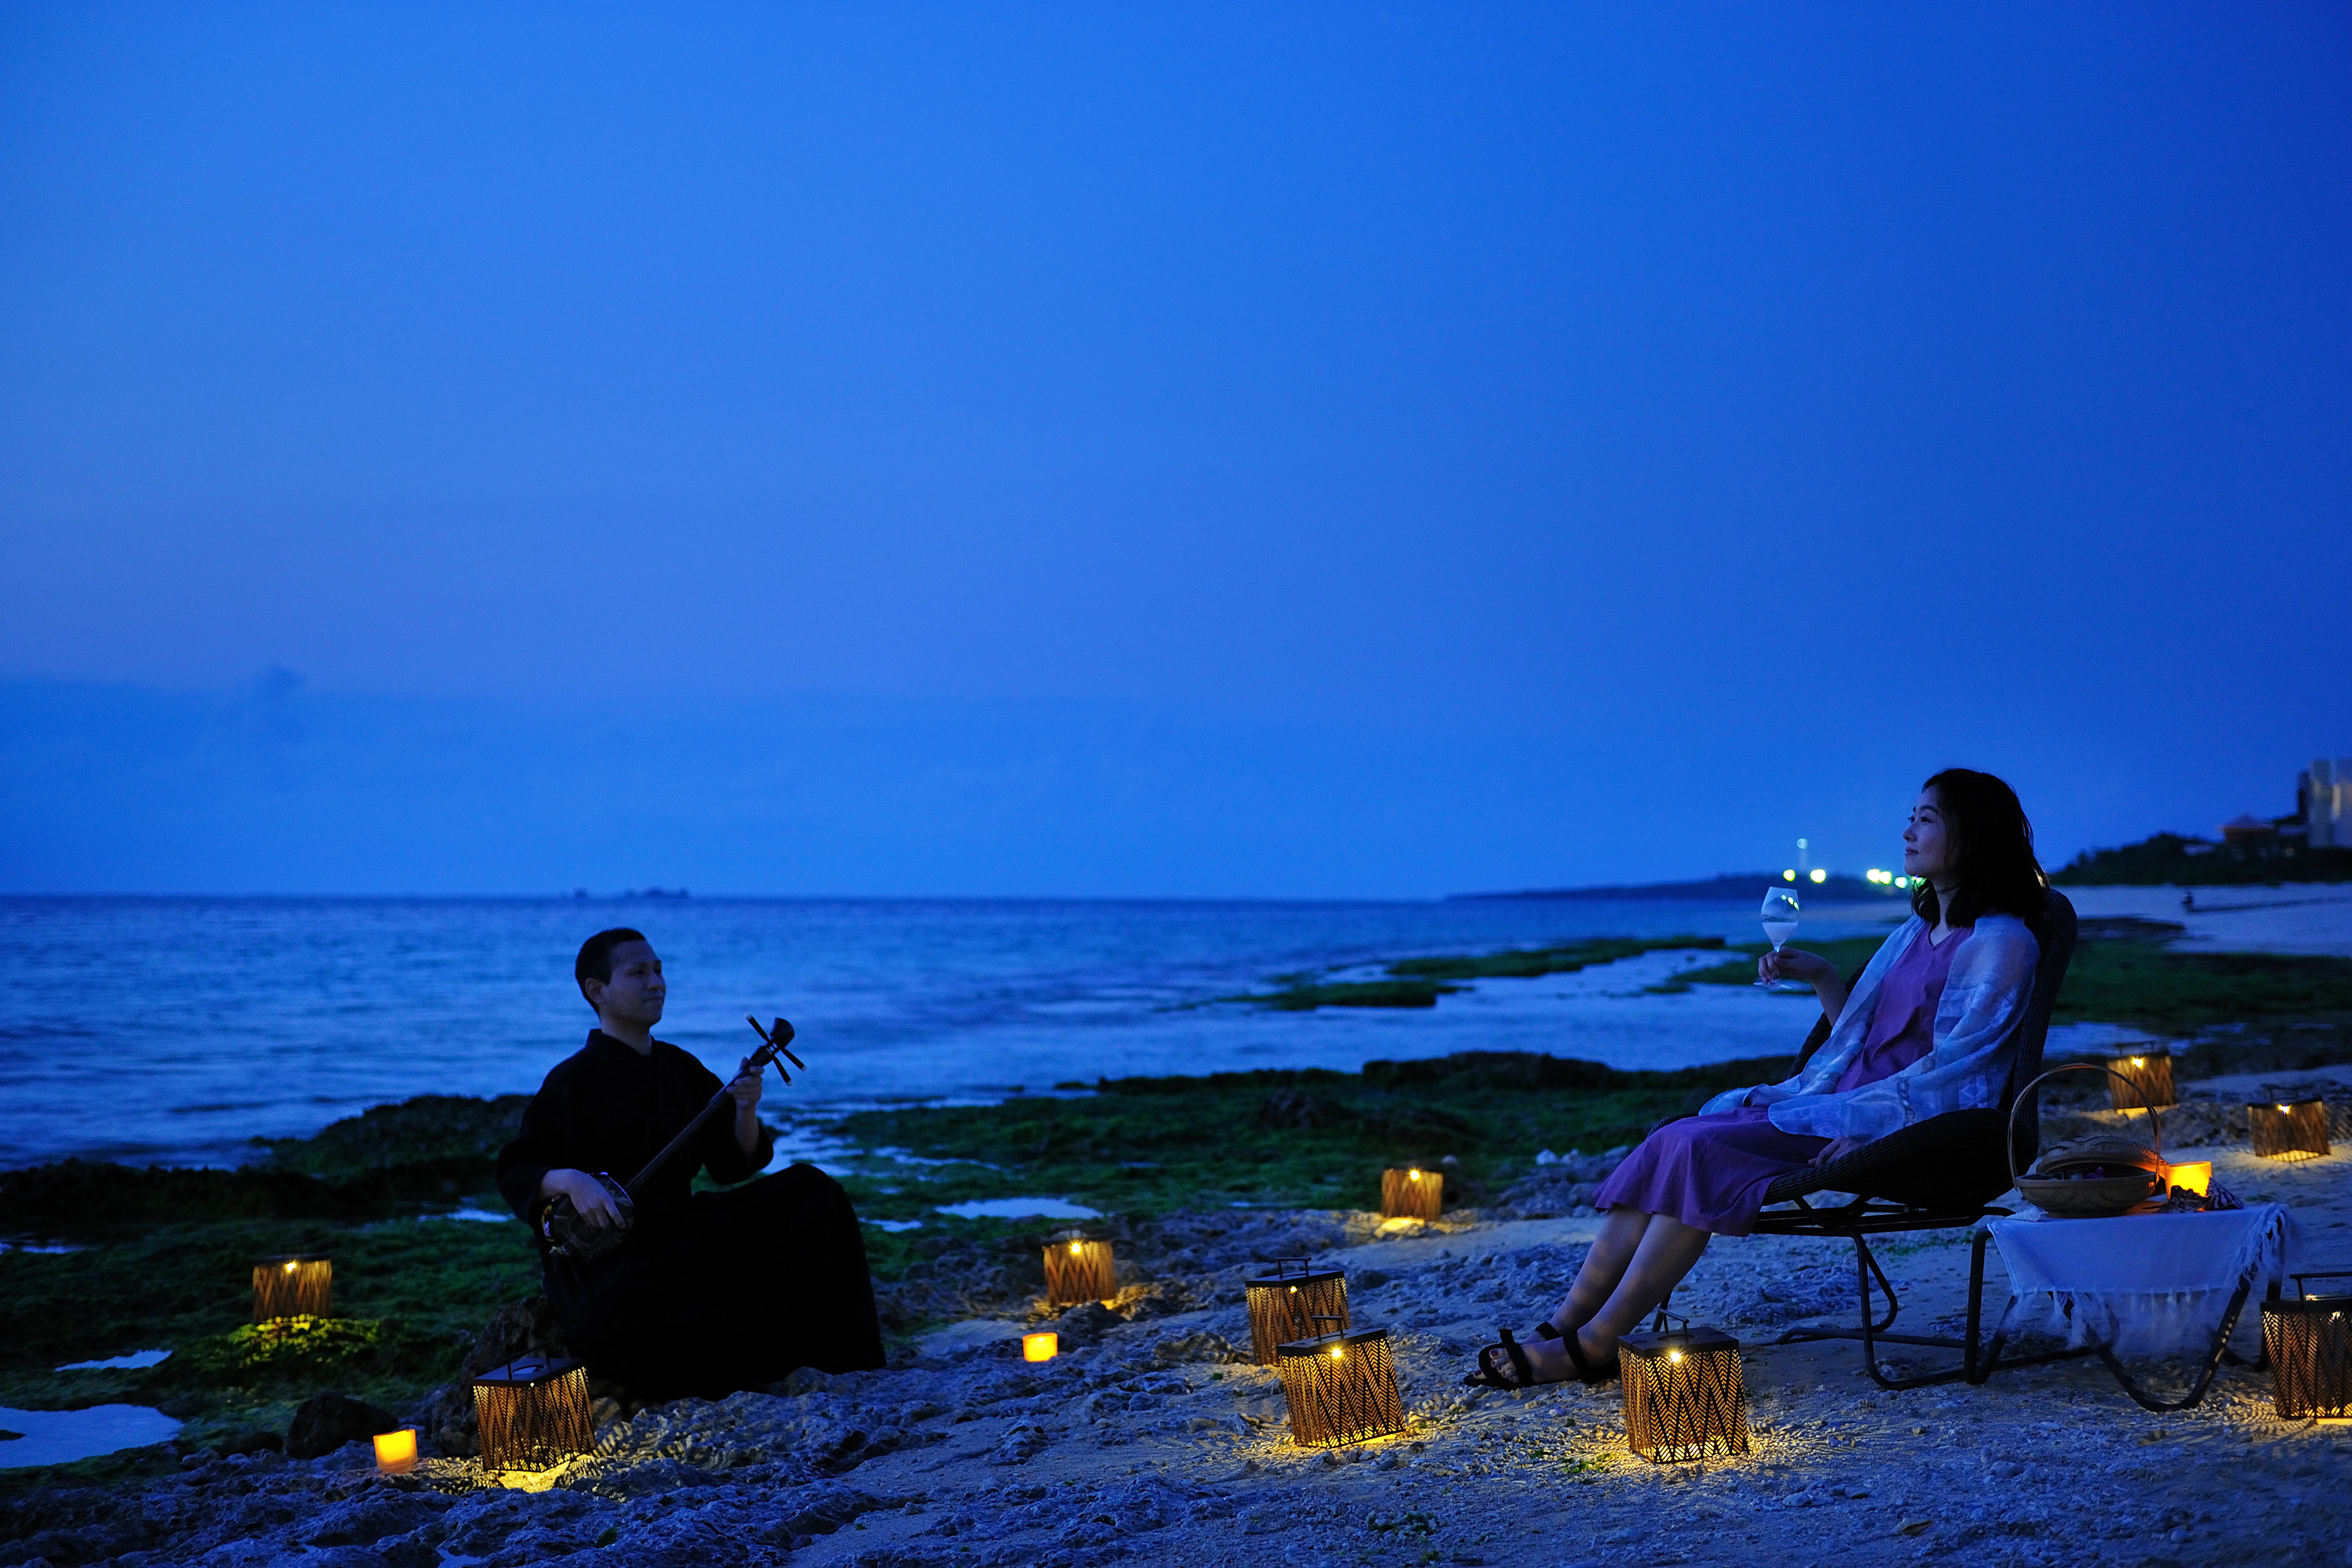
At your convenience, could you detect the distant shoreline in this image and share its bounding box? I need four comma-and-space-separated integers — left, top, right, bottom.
1451, 871, 1898, 902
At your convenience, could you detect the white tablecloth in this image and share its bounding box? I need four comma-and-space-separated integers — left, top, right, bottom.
1984, 1203, 2301, 1358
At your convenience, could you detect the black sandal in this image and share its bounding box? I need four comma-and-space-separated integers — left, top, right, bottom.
1464, 1326, 1539, 1388
1554, 1327, 1615, 1385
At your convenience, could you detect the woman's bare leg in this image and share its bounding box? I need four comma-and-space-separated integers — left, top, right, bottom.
1570, 1214, 1712, 1367
1548, 1205, 1650, 1331
1480, 1206, 1664, 1382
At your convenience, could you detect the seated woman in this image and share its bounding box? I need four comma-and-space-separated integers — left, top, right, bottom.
1470, 768, 2046, 1388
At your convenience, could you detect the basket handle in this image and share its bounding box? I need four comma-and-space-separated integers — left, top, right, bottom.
2005, 1063, 2167, 1188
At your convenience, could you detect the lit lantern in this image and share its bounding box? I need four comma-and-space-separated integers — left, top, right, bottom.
2262, 1272, 2352, 1421
1244, 1258, 1349, 1366
2107, 1048, 2176, 1112
1617, 1315, 1750, 1464
1023, 1331, 1059, 1363
372, 1428, 418, 1475
1042, 1232, 1116, 1307
2248, 1096, 2332, 1161
2158, 1160, 2212, 1199
470, 1356, 594, 1473
1380, 1167, 1444, 1222
252, 1254, 332, 1322
1274, 1319, 1406, 1448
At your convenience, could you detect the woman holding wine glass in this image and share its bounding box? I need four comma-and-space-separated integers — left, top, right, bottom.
1468, 768, 2048, 1389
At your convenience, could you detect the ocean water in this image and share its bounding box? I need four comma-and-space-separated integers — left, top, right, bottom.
0, 894, 1912, 1170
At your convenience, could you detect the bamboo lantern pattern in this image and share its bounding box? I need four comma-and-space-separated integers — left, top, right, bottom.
1381, 1167, 1444, 1221
2249, 1096, 2332, 1161
2263, 1273, 2352, 1421
1274, 1319, 1406, 1448
471, 1356, 594, 1472
1244, 1259, 1349, 1366
1617, 1316, 1750, 1464
2107, 1049, 2176, 1112
1043, 1233, 1117, 1307
252, 1255, 332, 1322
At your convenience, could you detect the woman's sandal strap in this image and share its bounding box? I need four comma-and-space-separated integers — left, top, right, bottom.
1463, 1326, 1538, 1389
1557, 1328, 1613, 1385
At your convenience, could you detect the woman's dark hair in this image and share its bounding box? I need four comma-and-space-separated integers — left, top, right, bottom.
575, 927, 648, 1005
1911, 769, 2045, 927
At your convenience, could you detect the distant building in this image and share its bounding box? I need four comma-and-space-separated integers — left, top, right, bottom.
2220, 812, 2276, 848
2305, 758, 2352, 849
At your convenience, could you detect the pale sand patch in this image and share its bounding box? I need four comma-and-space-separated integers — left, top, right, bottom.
2062, 884, 2352, 957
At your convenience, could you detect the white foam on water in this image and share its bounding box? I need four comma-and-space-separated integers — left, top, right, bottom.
933, 1197, 1104, 1220
863, 1218, 925, 1232
55, 1350, 171, 1371
0, 1404, 181, 1468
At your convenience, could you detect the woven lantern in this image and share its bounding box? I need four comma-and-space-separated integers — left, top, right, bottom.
1274, 1318, 1406, 1448
1617, 1314, 1750, 1464
1381, 1167, 1444, 1221
2107, 1048, 2176, 1112
2249, 1096, 2332, 1161
1043, 1232, 1116, 1307
1244, 1259, 1349, 1366
252, 1254, 332, 1322
471, 1355, 594, 1472
2262, 1272, 2352, 1421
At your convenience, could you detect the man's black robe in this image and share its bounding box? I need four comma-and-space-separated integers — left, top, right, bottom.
495, 1029, 884, 1400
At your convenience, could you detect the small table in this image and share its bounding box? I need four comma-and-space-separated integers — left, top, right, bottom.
1973, 1203, 2299, 1410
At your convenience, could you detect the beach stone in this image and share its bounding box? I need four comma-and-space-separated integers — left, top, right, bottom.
1148, 1329, 1247, 1367
992, 1421, 1051, 1465
302, 1491, 447, 1546
285, 1392, 401, 1461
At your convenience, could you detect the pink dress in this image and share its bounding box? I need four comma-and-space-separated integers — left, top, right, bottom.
1592, 925, 1972, 1236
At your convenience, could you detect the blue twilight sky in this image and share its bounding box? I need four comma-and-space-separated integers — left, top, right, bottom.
2, 2, 2347, 897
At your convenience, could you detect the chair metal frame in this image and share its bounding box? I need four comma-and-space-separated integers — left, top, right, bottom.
1744, 887, 2077, 1392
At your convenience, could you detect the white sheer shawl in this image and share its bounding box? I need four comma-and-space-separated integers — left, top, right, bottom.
1696, 913, 2041, 1141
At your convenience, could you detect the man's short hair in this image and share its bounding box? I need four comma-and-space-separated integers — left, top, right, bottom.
575, 928, 649, 996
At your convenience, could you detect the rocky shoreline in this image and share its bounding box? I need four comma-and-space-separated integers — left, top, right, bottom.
9, 1120, 2350, 1568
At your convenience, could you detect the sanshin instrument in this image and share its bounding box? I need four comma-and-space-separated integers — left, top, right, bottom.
539, 1015, 805, 1263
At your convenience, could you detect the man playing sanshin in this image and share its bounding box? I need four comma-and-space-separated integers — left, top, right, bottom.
498, 928, 884, 1399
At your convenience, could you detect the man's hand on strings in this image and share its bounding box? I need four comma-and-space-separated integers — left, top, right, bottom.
543, 1168, 625, 1228
728, 1065, 766, 1114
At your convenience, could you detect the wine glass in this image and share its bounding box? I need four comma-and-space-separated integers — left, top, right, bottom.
1755, 887, 1802, 989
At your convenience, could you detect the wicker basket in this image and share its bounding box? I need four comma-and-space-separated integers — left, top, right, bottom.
2009, 1065, 2167, 1218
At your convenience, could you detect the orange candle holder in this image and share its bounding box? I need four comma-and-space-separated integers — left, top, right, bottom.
1023, 1331, 1058, 1363
372, 1428, 418, 1475
2159, 1160, 2212, 1198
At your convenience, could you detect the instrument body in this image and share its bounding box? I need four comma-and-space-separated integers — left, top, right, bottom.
539, 1017, 801, 1264
540, 1173, 637, 1262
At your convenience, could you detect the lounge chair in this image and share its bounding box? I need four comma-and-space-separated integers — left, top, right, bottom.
1744, 887, 2078, 1389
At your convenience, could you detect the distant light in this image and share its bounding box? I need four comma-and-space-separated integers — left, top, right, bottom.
1893, 877, 1910, 889
1808, 869, 1827, 884
1783, 869, 1797, 881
